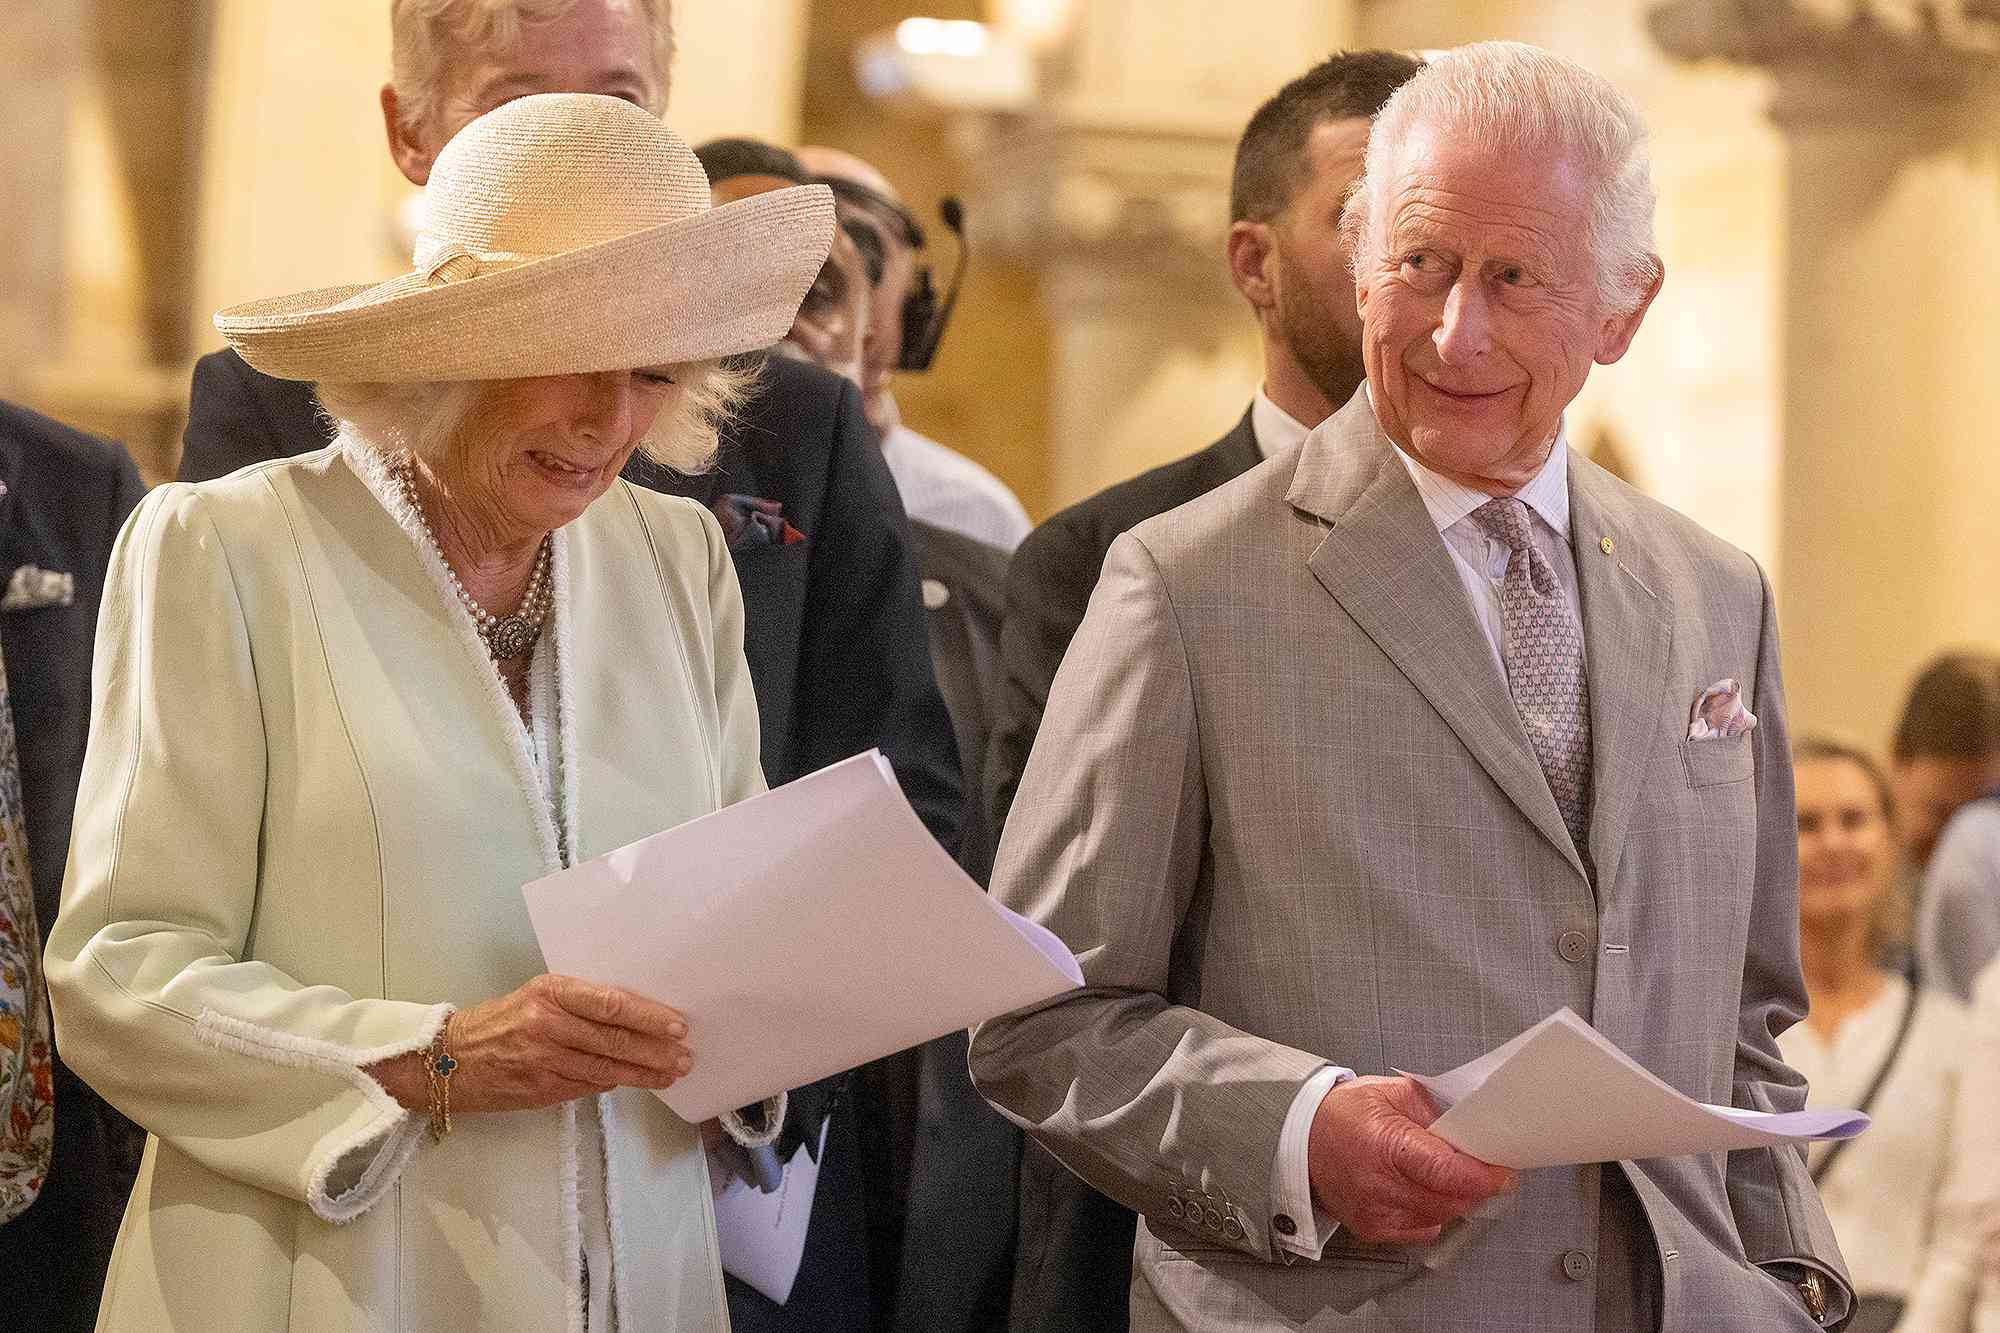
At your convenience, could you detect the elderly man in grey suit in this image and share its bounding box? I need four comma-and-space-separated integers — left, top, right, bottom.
970, 41, 1852, 1333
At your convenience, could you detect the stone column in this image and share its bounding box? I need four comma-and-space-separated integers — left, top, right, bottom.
1651, 0, 2000, 745
958, 0, 1359, 508
0, 0, 80, 400
670, 0, 810, 146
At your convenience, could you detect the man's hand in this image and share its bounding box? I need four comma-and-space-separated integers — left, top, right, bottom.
1307, 1074, 1517, 1245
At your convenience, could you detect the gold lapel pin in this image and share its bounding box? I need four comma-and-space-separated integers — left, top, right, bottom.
1600, 536, 1615, 556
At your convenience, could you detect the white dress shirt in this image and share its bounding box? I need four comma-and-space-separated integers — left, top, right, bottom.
877, 395, 1032, 553
1268, 402, 1580, 1259
1251, 388, 1313, 459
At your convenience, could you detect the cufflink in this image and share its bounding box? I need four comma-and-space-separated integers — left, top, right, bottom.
1797, 1270, 1827, 1325
1273, 1213, 1297, 1237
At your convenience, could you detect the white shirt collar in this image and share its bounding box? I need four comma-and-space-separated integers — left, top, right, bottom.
1250, 388, 1312, 460
1364, 384, 1571, 539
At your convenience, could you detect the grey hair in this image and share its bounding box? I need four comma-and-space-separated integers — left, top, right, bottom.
1342, 41, 1659, 314
315, 359, 754, 475
389, 0, 675, 134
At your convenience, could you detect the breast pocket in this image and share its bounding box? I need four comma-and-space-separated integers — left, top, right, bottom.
1680, 734, 1753, 789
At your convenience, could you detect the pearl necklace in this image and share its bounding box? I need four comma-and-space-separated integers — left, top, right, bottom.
393, 457, 554, 661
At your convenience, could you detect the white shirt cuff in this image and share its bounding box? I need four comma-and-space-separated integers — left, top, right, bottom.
1271, 1064, 1354, 1258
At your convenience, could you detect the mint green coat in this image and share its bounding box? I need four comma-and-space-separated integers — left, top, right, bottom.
48, 443, 761, 1331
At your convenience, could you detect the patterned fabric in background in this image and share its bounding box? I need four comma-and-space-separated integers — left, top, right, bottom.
0, 635, 54, 1223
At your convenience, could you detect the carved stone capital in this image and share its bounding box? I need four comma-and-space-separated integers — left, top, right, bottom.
958, 111, 1242, 316
1648, 1, 2000, 124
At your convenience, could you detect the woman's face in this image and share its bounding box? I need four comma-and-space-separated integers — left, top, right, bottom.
437, 370, 677, 543
1795, 756, 1895, 930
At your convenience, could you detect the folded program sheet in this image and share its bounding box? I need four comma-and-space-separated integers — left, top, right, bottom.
1404, 1008, 1869, 1170
522, 750, 1083, 1124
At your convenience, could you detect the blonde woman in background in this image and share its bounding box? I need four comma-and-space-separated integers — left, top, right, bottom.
1780, 736, 1977, 1332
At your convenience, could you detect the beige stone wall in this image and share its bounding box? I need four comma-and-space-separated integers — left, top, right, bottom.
799, 0, 1056, 514
0, 0, 78, 401
7, 1, 1997, 752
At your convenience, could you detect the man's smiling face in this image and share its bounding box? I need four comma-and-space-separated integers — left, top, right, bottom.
1357, 132, 1640, 494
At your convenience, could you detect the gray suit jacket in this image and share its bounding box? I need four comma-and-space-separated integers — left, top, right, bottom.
969, 392, 1849, 1331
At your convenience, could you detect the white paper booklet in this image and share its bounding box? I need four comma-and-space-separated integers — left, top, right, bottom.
1404, 1008, 1869, 1170
522, 750, 1083, 1124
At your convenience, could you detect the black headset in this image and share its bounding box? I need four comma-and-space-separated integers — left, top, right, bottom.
813, 177, 969, 373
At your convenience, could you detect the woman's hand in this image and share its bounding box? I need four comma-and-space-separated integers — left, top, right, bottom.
366, 974, 692, 1114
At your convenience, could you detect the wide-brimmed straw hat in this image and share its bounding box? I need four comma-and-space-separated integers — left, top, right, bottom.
215, 93, 836, 383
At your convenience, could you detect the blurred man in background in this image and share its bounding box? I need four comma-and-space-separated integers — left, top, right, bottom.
799, 145, 1033, 553
702, 137, 1018, 1333
1898, 652, 2000, 999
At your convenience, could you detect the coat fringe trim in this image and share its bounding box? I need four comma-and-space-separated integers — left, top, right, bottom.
341, 435, 571, 878
194, 1002, 452, 1224
719, 1092, 787, 1151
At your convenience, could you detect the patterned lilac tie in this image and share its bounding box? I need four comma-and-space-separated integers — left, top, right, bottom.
0, 635, 55, 1222
1470, 497, 1593, 851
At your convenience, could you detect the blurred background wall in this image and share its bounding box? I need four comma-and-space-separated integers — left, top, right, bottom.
1, 0, 1996, 754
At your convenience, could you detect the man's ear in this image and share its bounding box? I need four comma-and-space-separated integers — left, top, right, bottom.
1595, 255, 1665, 366
1227, 220, 1278, 310
381, 84, 434, 186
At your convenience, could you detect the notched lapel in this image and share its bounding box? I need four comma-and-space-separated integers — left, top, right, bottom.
1292, 402, 1586, 879
1569, 460, 1674, 894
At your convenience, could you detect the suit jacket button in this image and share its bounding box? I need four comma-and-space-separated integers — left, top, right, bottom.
1205, 1208, 1223, 1232
1273, 1214, 1298, 1237
1558, 930, 1591, 964
1224, 1217, 1244, 1240
1562, 1249, 1594, 1282
1167, 1196, 1185, 1219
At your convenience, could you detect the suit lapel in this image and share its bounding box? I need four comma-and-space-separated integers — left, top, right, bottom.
1293, 396, 1586, 878
1568, 458, 1675, 894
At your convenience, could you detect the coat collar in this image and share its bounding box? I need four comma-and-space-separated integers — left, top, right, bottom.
1290, 389, 1670, 885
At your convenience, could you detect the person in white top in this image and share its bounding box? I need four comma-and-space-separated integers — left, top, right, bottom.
797, 146, 1032, 552
1778, 736, 1977, 1333
1932, 958, 2000, 1333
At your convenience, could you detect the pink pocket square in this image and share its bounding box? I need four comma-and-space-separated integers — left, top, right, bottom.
1689, 678, 1756, 740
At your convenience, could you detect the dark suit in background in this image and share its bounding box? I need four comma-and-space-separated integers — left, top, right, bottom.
0, 402, 147, 1332
887, 519, 1021, 1333
180, 346, 963, 1333
983, 408, 1259, 1333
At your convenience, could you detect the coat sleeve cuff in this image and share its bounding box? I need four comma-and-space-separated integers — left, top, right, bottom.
719, 1091, 787, 1150
196, 1003, 451, 1224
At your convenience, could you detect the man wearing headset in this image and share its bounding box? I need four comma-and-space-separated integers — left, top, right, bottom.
799, 147, 1032, 554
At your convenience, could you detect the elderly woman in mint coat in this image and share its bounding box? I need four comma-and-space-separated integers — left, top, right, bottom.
46, 94, 834, 1331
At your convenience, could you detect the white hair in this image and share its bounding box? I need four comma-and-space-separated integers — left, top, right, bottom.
315, 358, 754, 475
1343, 41, 1659, 314
389, 0, 675, 134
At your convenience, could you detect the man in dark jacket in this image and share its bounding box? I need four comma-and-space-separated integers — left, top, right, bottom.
696, 134, 1020, 1333
0, 401, 146, 1331
982, 50, 1422, 1332
179, 8, 960, 1332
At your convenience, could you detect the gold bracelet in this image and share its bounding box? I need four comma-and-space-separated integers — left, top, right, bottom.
426, 1016, 458, 1143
